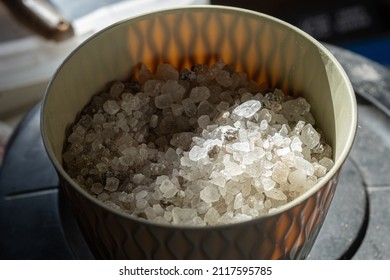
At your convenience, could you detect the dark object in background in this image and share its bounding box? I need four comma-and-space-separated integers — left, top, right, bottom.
1, 0, 74, 41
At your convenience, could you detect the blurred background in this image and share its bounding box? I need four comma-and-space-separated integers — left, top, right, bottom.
0, 0, 389, 165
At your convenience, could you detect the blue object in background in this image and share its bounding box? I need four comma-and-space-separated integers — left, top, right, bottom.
342, 36, 390, 68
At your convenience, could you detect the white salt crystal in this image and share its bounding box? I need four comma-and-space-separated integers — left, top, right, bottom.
300, 124, 320, 149
319, 157, 334, 171
232, 100, 262, 119
265, 188, 287, 201
204, 207, 220, 225
172, 207, 197, 224
189, 146, 208, 161
200, 184, 220, 203
233, 213, 252, 223
295, 157, 314, 176
313, 162, 327, 177
136, 198, 148, 209
288, 169, 306, 185
262, 177, 276, 191
135, 190, 148, 200
233, 193, 245, 209
197, 201, 212, 214
232, 142, 250, 152
159, 179, 178, 198
290, 136, 303, 152
275, 147, 291, 156
271, 161, 289, 184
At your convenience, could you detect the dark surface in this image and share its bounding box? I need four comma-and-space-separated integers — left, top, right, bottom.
0, 46, 390, 259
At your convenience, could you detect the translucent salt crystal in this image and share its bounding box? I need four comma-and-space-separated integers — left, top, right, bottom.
164, 148, 178, 162
295, 157, 314, 176
172, 207, 197, 224
68, 130, 84, 144
105, 177, 119, 192
152, 204, 165, 216
260, 120, 268, 131
171, 104, 184, 117
161, 80, 185, 102
275, 147, 291, 157
150, 114, 158, 128
197, 201, 212, 214
218, 212, 234, 224
262, 177, 276, 191
189, 146, 208, 161
154, 94, 172, 109
233, 213, 252, 223
222, 160, 243, 177
135, 190, 148, 200
143, 79, 163, 96
103, 100, 120, 115
204, 207, 220, 225
159, 179, 178, 198
290, 136, 303, 152
216, 101, 230, 112
216, 70, 232, 87
182, 98, 197, 117
319, 157, 334, 171
197, 101, 216, 118
110, 81, 124, 97
144, 206, 157, 220
97, 192, 110, 202
163, 211, 173, 222
156, 63, 179, 81
91, 183, 104, 194
232, 100, 262, 119
138, 64, 153, 85
132, 173, 145, 184
136, 198, 148, 209
197, 115, 210, 129
233, 193, 245, 209
242, 205, 259, 217
190, 86, 211, 103
265, 188, 287, 201
313, 162, 327, 177
121, 146, 137, 156
122, 94, 141, 111
288, 170, 306, 186
200, 184, 220, 203
271, 161, 289, 184
232, 142, 250, 152
300, 124, 320, 149
119, 156, 134, 167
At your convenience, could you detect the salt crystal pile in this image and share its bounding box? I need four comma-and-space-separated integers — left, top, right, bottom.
63, 60, 334, 226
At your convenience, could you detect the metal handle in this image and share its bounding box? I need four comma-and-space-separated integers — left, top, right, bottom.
2, 0, 74, 41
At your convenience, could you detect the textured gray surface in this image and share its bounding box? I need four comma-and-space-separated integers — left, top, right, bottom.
308, 158, 366, 260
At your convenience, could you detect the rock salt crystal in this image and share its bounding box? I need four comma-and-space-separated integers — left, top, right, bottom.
63, 61, 334, 226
